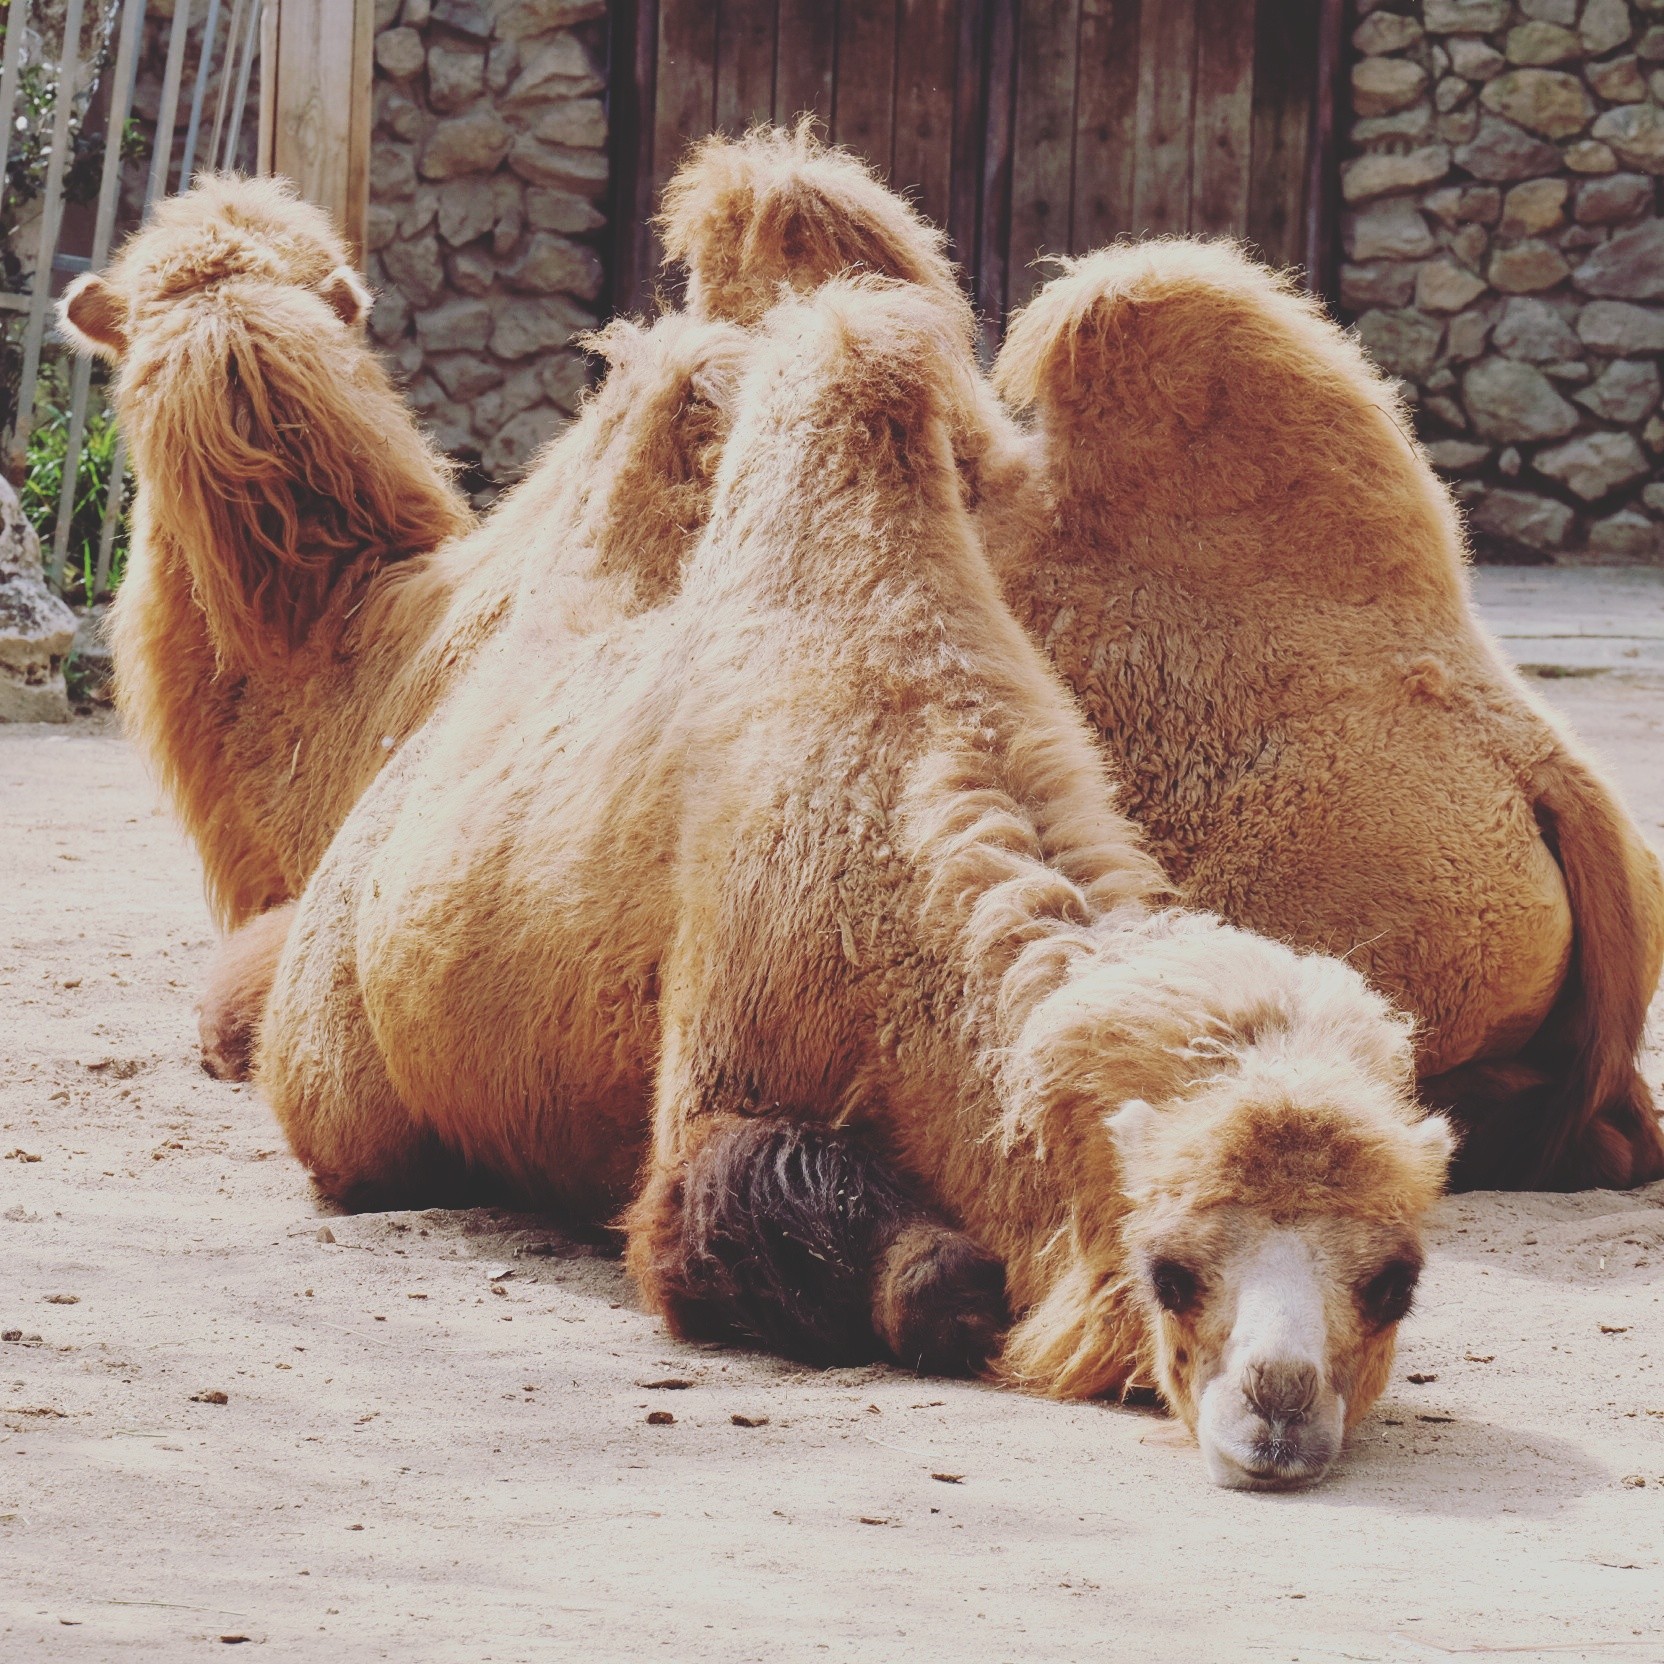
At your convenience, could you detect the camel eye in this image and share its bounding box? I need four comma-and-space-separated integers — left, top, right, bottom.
1360, 1260, 1420, 1328
1149, 1259, 1200, 1315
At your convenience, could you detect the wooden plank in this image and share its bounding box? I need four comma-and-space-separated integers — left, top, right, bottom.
1247, 0, 1318, 271
1006, 0, 1078, 308
652, 0, 719, 211
775, 0, 836, 128
947, 0, 988, 281
892, 0, 957, 237
1132, 0, 1196, 236
608, 0, 660, 315
1070, 0, 1141, 254
1303, 0, 1346, 300
832, 0, 898, 176
976, 0, 1018, 340
264, 0, 375, 262
715, 0, 779, 134
1189, 0, 1256, 236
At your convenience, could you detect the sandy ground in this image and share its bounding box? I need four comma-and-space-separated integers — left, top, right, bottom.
4, 574, 1664, 1662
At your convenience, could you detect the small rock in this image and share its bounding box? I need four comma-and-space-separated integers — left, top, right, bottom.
730, 1414, 769, 1428
1353, 57, 1430, 117
1574, 220, 1664, 297
1494, 296, 1582, 361
421, 111, 513, 181
1577, 299, 1664, 353
1575, 358, 1661, 422
1504, 21, 1581, 65
1479, 70, 1594, 140
646, 1410, 675, 1425
1586, 55, 1647, 103
1564, 139, 1619, 173
1591, 104, 1664, 174
374, 26, 425, 81
44, 1293, 78, 1305
1463, 357, 1582, 440
1533, 429, 1650, 499
1448, 37, 1506, 79
1341, 145, 1451, 203
316, 1226, 336, 1244
1454, 116, 1562, 181
1498, 176, 1567, 237
191, 1390, 229, 1405
0, 478, 76, 724
1407, 1371, 1438, 1384
1499, 444, 1523, 475
1488, 239, 1571, 293
1574, 173, 1655, 224
1581, 0, 1632, 56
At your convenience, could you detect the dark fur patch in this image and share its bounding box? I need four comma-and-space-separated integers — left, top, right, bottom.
628, 1115, 1007, 1373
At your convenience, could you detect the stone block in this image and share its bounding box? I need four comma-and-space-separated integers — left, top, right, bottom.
430, 0, 493, 37
420, 111, 513, 180
1493, 295, 1583, 360
400, 184, 439, 237
1448, 308, 1495, 359
508, 136, 610, 194
1417, 257, 1489, 312
1355, 12, 1424, 53
1573, 172, 1654, 224
526, 186, 606, 234
372, 139, 417, 200
1353, 57, 1429, 116
366, 202, 401, 253
1436, 75, 1474, 112
1425, 438, 1493, 471
1498, 176, 1568, 236
480, 404, 567, 479
1463, 356, 1582, 439
1488, 238, 1571, 292
1426, 0, 1510, 32
448, 245, 498, 295
1341, 146, 1451, 205
531, 98, 608, 149
403, 0, 432, 23
1574, 358, 1662, 421
427, 42, 487, 114
1533, 429, 1650, 498
382, 228, 446, 308
504, 34, 604, 104
413, 296, 495, 351
540, 351, 591, 413
1641, 25, 1664, 60
1470, 487, 1575, 551
1591, 104, 1664, 173
1504, 22, 1581, 65
1563, 139, 1619, 172
429, 352, 503, 401
375, 26, 426, 80
1448, 38, 1505, 78
503, 232, 605, 302
1357, 308, 1445, 380
497, 0, 608, 38
1346, 198, 1437, 259
1586, 54, 1647, 102
1478, 70, 1594, 139
1358, 104, 1438, 143
0, 480, 74, 724
1454, 116, 1562, 180
490, 295, 596, 359
1425, 183, 1502, 224
1519, 0, 1576, 24
1581, 0, 1632, 55
1588, 510, 1661, 557
437, 179, 496, 245
1576, 298, 1664, 352
1573, 220, 1664, 297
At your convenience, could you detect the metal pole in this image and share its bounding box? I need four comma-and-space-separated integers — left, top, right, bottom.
51, 0, 147, 588
208, 0, 250, 168
146, 0, 191, 204
221, 0, 260, 171
178, 0, 225, 188
5, 0, 85, 478
0, 0, 33, 210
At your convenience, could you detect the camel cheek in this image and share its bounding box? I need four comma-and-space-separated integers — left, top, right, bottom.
1343, 1328, 1398, 1430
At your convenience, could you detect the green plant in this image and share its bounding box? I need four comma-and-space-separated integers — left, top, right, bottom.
19, 363, 129, 603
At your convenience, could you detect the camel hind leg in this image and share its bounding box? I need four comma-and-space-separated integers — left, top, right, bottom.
627, 1114, 1009, 1375
198, 902, 296, 1081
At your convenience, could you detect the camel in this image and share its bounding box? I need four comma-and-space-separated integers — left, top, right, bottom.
656, 126, 1664, 1193
59, 175, 745, 1072
258, 277, 1452, 1488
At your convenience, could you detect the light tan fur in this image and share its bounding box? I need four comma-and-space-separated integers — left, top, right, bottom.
658, 129, 1664, 1191
257, 279, 1449, 1481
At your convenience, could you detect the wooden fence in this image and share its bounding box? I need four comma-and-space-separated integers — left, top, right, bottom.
611, 0, 1346, 333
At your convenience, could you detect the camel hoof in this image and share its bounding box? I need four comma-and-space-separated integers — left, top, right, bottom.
874, 1222, 1008, 1376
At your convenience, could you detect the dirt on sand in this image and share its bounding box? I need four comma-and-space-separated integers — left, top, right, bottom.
3, 665, 1664, 1662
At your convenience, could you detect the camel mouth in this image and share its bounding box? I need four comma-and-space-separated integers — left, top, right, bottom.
1203, 1428, 1340, 1492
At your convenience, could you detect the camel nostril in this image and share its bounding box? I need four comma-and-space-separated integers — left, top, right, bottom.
1244, 1359, 1319, 1423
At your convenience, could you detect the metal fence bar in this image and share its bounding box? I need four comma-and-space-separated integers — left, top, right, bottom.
5, 0, 85, 476
208, 0, 249, 167
221, 0, 260, 171
178, 0, 224, 188
48, 0, 147, 586
0, 0, 33, 203
146, 0, 190, 202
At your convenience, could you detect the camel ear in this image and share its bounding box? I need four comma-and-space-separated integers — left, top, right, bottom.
317, 265, 372, 328
58, 273, 129, 360
1105, 1098, 1161, 1171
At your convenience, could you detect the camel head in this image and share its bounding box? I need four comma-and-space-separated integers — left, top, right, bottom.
57, 173, 368, 365
1001, 915, 1452, 1490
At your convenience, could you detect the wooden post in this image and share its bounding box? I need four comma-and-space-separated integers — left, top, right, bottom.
259, 0, 375, 266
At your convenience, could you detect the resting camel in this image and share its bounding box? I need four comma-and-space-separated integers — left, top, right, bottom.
58, 175, 743, 1069
657, 125, 1664, 1193
259, 278, 1452, 1488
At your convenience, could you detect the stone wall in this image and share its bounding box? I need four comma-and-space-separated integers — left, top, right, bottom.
366, 0, 608, 494
1343, 0, 1664, 562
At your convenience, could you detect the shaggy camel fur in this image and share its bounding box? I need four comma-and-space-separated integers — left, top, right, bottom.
259, 279, 1451, 1486
60, 176, 744, 1071
658, 127, 1664, 1192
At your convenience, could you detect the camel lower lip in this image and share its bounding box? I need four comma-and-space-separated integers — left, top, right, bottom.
1206, 1441, 1336, 1492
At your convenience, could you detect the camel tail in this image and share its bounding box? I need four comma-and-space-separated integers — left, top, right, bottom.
1434, 748, 1664, 1191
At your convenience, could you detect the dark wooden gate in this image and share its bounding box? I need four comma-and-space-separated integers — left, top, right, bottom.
609, 0, 1345, 328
